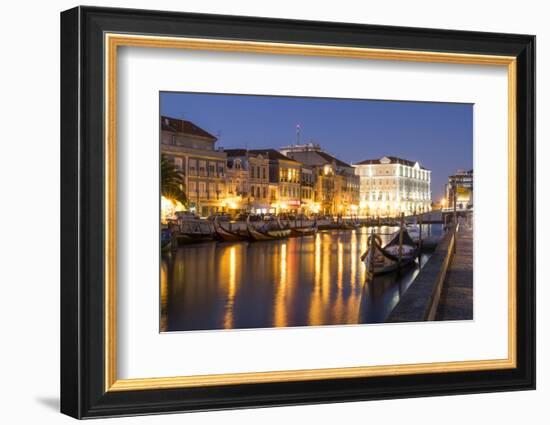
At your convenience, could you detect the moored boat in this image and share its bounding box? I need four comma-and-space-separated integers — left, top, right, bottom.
289, 219, 317, 237
177, 220, 214, 244
361, 227, 418, 277
246, 216, 291, 241
213, 216, 248, 242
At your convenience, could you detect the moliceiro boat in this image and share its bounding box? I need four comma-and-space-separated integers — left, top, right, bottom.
289, 219, 317, 237
177, 220, 214, 244
361, 227, 418, 277
246, 216, 291, 241
213, 216, 248, 242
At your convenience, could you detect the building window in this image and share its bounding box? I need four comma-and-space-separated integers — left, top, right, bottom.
189, 159, 197, 176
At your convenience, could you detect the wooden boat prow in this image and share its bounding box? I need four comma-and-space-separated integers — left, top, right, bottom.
246, 216, 291, 241
289, 219, 318, 237
213, 216, 248, 242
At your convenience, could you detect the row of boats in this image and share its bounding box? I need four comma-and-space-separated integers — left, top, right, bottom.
165, 216, 362, 246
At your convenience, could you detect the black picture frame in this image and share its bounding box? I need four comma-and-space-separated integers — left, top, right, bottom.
61, 5, 535, 419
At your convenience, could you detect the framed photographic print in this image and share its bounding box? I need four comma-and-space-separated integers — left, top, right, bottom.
60, 6, 535, 419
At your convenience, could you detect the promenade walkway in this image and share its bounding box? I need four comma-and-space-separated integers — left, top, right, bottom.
435, 222, 473, 320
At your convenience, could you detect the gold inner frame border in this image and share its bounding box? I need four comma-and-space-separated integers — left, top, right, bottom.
104, 33, 517, 392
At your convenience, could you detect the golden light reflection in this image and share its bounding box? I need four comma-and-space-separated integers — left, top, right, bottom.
337, 241, 344, 290
223, 246, 237, 329
308, 233, 323, 325
314, 233, 321, 290
350, 230, 357, 287
322, 234, 331, 302
332, 239, 345, 323
359, 229, 368, 283
274, 243, 288, 327
160, 262, 168, 332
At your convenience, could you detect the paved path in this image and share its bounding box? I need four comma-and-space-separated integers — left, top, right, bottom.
435, 223, 473, 321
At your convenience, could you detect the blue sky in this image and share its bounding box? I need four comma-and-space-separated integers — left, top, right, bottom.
160, 92, 473, 201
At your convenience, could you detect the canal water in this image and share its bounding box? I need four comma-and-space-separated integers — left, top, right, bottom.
161, 224, 444, 332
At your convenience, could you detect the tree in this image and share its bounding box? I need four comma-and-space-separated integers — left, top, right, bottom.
161, 154, 188, 207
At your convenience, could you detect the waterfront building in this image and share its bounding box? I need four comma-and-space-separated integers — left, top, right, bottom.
224, 153, 249, 214
353, 156, 432, 217
299, 166, 317, 214
249, 149, 302, 213
279, 143, 360, 215
160, 116, 227, 217
445, 169, 473, 210
225, 149, 270, 214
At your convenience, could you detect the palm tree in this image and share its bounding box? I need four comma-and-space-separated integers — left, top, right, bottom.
161, 154, 188, 207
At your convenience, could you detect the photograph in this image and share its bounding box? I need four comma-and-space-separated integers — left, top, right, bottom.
159, 92, 474, 332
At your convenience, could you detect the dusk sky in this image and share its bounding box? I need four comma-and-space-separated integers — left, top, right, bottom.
160, 92, 473, 201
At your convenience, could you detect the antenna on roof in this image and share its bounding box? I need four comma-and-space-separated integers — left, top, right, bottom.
296, 124, 301, 145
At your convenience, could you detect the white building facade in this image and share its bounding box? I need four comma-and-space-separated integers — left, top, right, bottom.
353, 156, 432, 217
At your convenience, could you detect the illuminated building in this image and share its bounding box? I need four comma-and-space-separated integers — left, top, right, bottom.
160, 116, 227, 217
279, 143, 360, 215
299, 166, 317, 214
249, 149, 302, 213
353, 156, 432, 217
445, 169, 473, 210
225, 149, 270, 214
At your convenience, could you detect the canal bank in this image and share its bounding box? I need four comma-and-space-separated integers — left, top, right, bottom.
387, 221, 473, 322
435, 225, 473, 320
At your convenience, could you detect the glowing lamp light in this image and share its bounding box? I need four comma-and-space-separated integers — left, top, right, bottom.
161, 195, 185, 222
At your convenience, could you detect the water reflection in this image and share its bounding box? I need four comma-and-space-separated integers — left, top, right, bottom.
161, 225, 443, 332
